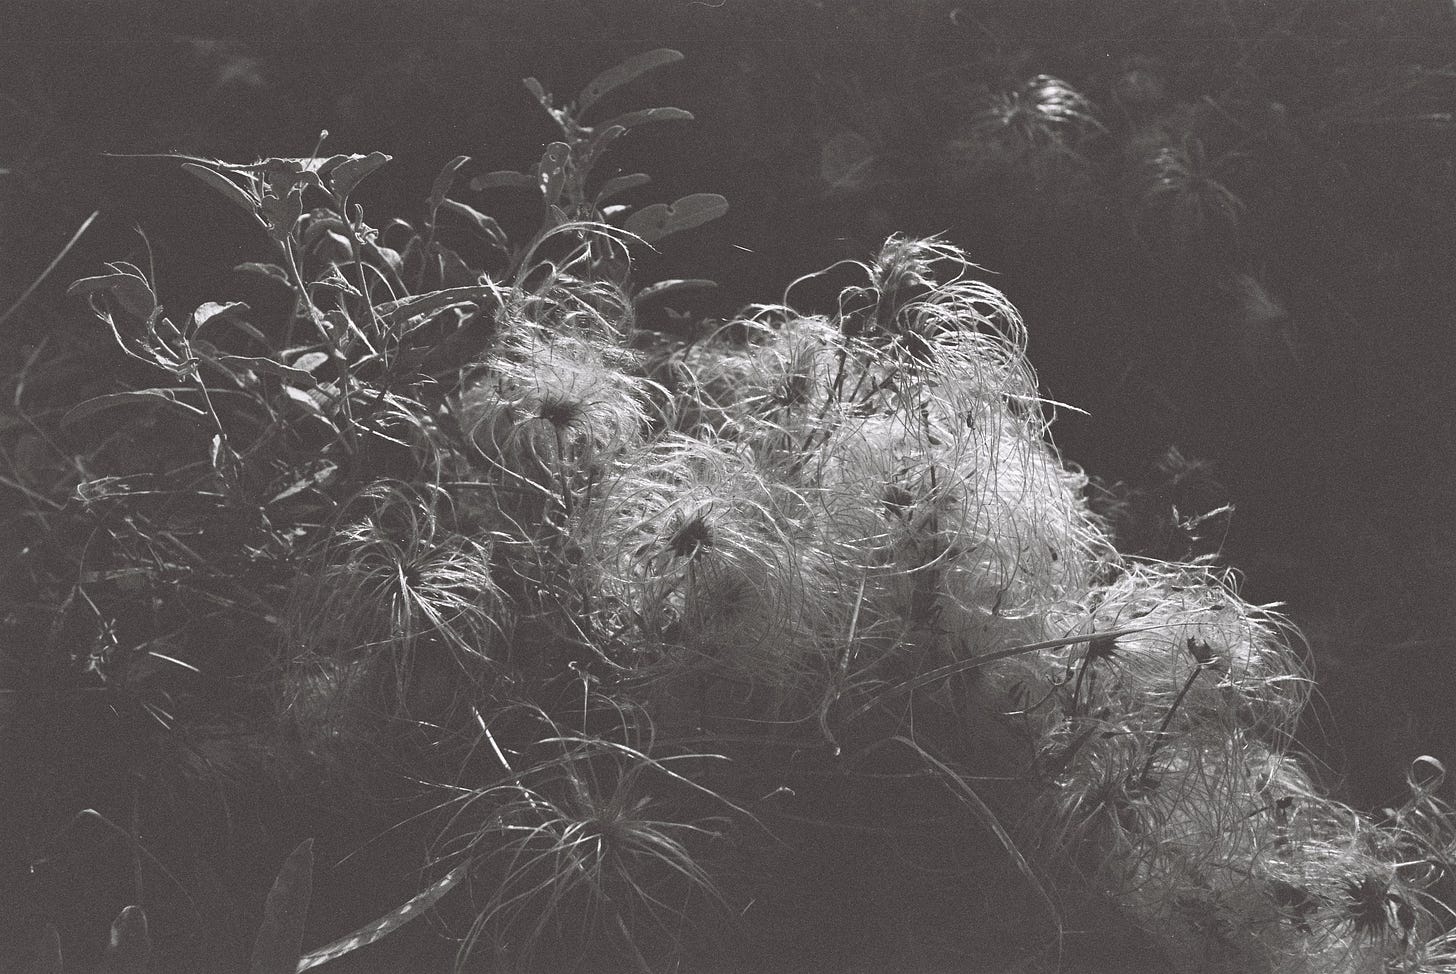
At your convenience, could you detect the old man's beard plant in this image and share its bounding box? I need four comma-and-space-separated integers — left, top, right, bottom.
194, 229, 1456, 968
291, 230, 1456, 971
417, 232, 1455, 973
49, 148, 1456, 969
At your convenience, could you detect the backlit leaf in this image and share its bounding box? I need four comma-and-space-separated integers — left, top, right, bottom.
269, 460, 338, 505
623, 193, 728, 243
327, 152, 392, 200
182, 162, 260, 216
250, 838, 314, 974
202, 350, 319, 387
68, 267, 158, 322
575, 49, 684, 118
596, 106, 693, 131
439, 199, 509, 250
235, 262, 291, 286
633, 278, 717, 305
100, 906, 150, 974
469, 170, 535, 192
596, 173, 651, 204
522, 76, 550, 108
428, 155, 472, 215
291, 351, 329, 373
63, 390, 209, 427
192, 301, 249, 331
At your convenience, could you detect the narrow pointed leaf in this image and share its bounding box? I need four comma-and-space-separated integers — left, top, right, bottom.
623, 193, 728, 243
440, 199, 509, 250
633, 278, 717, 305
235, 262, 292, 287
204, 351, 319, 387
469, 170, 535, 192
63, 390, 209, 427
100, 906, 150, 974
296, 865, 467, 972
428, 155, 472, 214
250, 838, 314, 974
575, 49, 684, 117
182, 162, 259, 216
268, 459, 338, 505
377, 284, 502, 327
587, 124, 628, 160
596, 106, 693, 131
596, 173, 651, 204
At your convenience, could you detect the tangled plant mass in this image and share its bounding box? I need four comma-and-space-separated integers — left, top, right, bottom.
15, 50, 1456, 974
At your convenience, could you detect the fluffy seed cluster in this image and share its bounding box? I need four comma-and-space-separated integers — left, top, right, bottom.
277, 232, 1456, 973
634, 236, 1455, 973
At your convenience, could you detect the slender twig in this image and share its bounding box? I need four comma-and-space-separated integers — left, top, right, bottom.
847, 616, 1212, 725
1140, 662, 1207, 784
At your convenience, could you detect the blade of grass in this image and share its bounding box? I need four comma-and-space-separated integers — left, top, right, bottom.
295, 865, 467, 972
890, 735, 1063, 955
0, 210, 99, 332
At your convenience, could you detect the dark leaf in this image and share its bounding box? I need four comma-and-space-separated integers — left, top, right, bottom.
259, 188, 304, 242
63, 390, 209, 427
434, 244, 480, 288
250, 838, 314, 974
296, 865, 466, 972
469, 170, 535, 192
204, 350, 319, 387
596, 173, 651, 204
623, 193, 728, 243
100, 906, 150, 974
68, 267, 158, 322
428, 155, 472, 215
373, 244, 404, 277
575, 49, 684, 118
326, 152, 392, 200
586, 125, 628, 162
181, 162, 259, 216
439, 199, 509, 250
235, 262, 292, 287
377, 285, 502, 328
